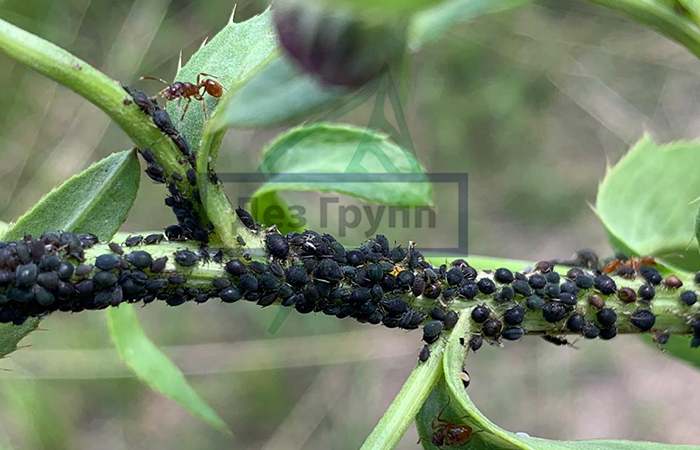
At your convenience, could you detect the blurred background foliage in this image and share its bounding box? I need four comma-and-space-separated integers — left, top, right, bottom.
1, 0, 700, 449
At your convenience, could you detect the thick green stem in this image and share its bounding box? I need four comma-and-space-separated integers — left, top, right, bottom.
0, 18, 219, 241
0, 19, 181, 177
588, 0, 700, 58
74, 235, 699, 336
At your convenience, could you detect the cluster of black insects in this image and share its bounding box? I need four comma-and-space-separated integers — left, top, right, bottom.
1, 211, 700, 357
122, 85, 212, 242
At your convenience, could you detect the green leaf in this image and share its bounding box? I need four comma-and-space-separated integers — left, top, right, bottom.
253, 123, 432, 207
595, 135, 700, 272
217, 55, 349, 129
106, 304, 231, 435
408, 0, 530, 50
251, 191, 306, 234
171, 8, 278, 150
0, 319, 39, 359
596, 135, 700, 370
0, 150, 139, 359
359, 337, 446, 450
5, 150, 140, 241
416, 311, 700, 450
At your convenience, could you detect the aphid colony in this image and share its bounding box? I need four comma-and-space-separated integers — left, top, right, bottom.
0, 216, 698, 355
123, 86, 212, 242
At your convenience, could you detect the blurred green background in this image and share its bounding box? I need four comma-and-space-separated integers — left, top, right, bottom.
1, 0, 700, 448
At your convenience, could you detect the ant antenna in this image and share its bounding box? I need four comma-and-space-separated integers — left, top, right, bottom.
140, 76, 169, 85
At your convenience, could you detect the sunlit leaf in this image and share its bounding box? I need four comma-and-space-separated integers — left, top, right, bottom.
5, 150, 140, 241
595, 135, 700, 272
171, 9, 278, 149
253, 123, 432, 208
106, 304, 231, 435
596, 134, 700, 369
0, 150, 140, 359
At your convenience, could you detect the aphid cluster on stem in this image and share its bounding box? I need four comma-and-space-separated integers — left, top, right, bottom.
123, 86, 212, 243
2, 216, 698, 356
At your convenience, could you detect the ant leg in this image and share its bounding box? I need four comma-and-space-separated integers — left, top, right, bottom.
201, 98, 209, 119
436, 397, 451, 422
180, 98, 192, 121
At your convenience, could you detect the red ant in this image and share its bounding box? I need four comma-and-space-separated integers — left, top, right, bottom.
140, 72, 224, 120
425, 398, 480, 448
602, 256, 656, 275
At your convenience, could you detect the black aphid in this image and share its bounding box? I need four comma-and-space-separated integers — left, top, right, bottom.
95, 254, 120, 271
418, 345, 430, 362
582, 322, 600, 339
503, 305, 525, 325
125, 235, 144, 247
494, 268, 514, 284
542, 302, 567, 323
459, 281, 478, 299
165, 224, 184, 241
469, 335, 483, 352
512, 279, 532, 297
640, 267, 662, 286
126, 251, 153, 269
93, 271, 117, 288
235, 208, 257, 230
143, 234, 164, 245
481, 318, 502, 338
526, 295, 545, 310
501, 327, 525, 341
574, 274, 594, 289
477, 278, 496, 295
594, 274, 617, 295
422, 320, 444, 344
471, 305, 490, 323
266, 233, 289, 259
108, 242, 124, 255
681, 290, 698, 306
599, 326, 617, 340
445, 267, 463, 286
596, 307, 617, 327
186, 169, 197, 185
150, 256, 167, 273
630, 309, 656, 331
557, 292, 577, 306
15, 263, 39, 288
56, 262, 74, 280
152, 108, 177, 136
174, 250, 199, 267
528, 273, 547, 290
638, 284, 655, 302
566, 313, 585, 333
443, 310, 459, 330
145, 164, 166, 183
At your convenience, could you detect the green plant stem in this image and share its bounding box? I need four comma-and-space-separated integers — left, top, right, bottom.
588, 0, 700, 58
0, 18, 214, 238
0, 19, 181, 177
196, 54, 276, 248
359, 338, 446, 450
71, 236, 699, 335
